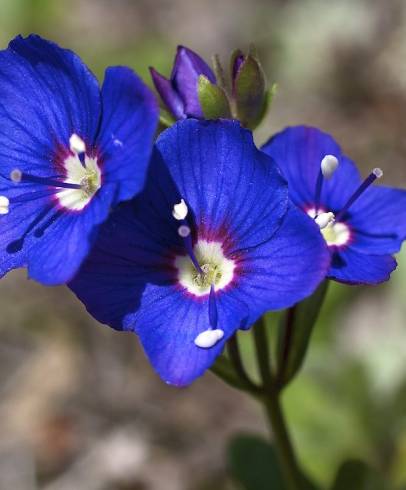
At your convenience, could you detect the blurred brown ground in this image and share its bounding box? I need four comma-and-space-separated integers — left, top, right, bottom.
0, 1, 406, 489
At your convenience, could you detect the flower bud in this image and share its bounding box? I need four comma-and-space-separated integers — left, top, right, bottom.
150, 46, 216, 120
231, 48, 272, 130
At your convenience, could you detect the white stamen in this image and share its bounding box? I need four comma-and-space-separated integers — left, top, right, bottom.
69, 133, 86, 154
0, 195, 9, 214
172, 199, 188, 220
10, 169, 22, 183
194, 329, 224, 348
178, 225, 191, 238
373, 168, 383, 179
321, 154, 339, 179
315, 211, 335, 229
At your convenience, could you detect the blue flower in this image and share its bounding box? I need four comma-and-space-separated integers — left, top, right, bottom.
261, 126, 406, 285
69, 120, 330, 386
0, 35, 158, 285
150, 46, 215, 120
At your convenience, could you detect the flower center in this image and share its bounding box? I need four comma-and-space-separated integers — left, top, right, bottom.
56, 154, 101, 211
307, 208, 351, 247
321, 221, 350, 246
175, 240, 235, 296
56, 135, 101, 211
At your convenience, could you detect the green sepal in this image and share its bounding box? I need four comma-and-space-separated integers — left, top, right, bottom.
276, 280, 329, 388
234, 53, 267, 129
210, 354, 262, 397
159, 108, 175, 128
198, 75, 231, 120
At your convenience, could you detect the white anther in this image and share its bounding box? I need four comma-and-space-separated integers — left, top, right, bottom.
10, 169, 22, 183
315, 212, 335, 229
172, 199, 188, 220
69, 133, 86, 154
321, 154, 339, 179
373, 168, 383, 179
178, 225, 191, 238
0, 196, 9, 214
194, 329, 224, 348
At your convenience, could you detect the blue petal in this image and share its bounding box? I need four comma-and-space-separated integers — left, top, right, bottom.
345, 185, 406, 255
0, 34, 101, 169
261, 126, 361, 212
230, 205, 330, 323
329, 248, 397, 285
156, 119, 289, 251
97, 66, 158, 203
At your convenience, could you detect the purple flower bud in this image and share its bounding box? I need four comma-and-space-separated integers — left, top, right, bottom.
150, 46, 215, 119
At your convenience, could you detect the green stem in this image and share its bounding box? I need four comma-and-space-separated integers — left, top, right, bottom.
277, 305, 297, 387
253, 318, 304, 490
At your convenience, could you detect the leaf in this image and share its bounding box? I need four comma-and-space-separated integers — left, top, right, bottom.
331, 460, 390, 490
198, 75, 231, 119
228, 434, 286, 490
277, 280, 329, 388
228, 434, 319, 490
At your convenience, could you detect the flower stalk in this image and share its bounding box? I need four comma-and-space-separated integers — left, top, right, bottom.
253, 317, 304, 490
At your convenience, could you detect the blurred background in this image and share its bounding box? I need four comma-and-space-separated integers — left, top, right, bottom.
0, 0, 406, 488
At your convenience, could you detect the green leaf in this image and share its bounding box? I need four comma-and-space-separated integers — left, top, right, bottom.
228, 435, 319, 490
198, 75, 231, 119
234, 54, 266, 129
331, 460, 390, 490
228, 434, 286, 490
277, 280, 329, 388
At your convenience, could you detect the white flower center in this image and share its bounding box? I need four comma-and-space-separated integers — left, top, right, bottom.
56, 153, 101, 211
307, 208, 350, 247
174, 240, 235, 296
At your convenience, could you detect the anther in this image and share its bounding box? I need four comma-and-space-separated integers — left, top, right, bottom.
69, 134, 86, 155
194, 328, 224, 348
10, 169, 22, 183
315, 154, 339, 212
373, 168, 383, 179
315, 212, 335, 229
321, 155, 339, 179
178, 225, 191, 238
172, 199, 188, 220
0, 196, 9, 215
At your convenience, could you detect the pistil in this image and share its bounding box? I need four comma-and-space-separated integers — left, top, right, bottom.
194, 285, 224, 348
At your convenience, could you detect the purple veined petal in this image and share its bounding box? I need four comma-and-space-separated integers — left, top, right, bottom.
150, 67, 186, 119
0, 35, 158, 285
261, 126, 362, 212
70, 120, 330, 385
171, 46, 215, 117
328, 247, 397, 285
345, 185, 406, 255
96, 66, 158, 203
155, 119, 289, 250
230, 204, 330, 325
